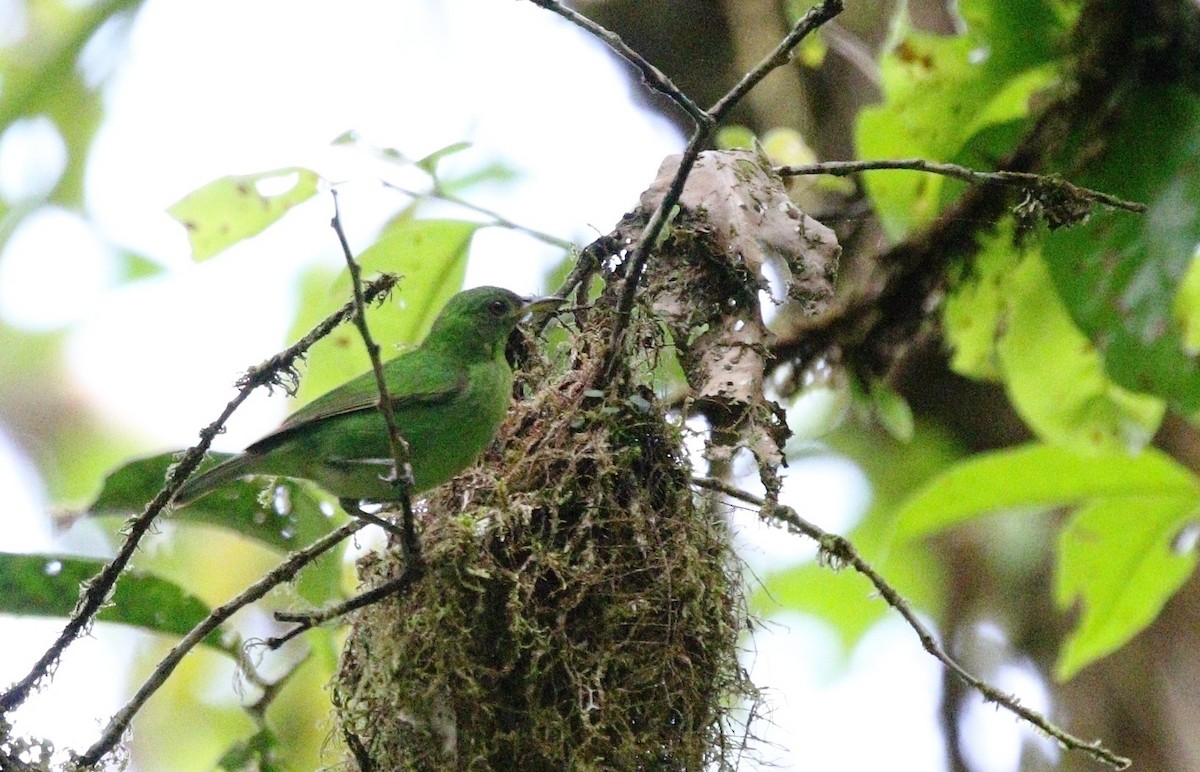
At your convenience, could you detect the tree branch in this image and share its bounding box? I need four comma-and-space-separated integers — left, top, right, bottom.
329, 191, 422, 565
777, 158, 1146, 213
74, 520, 365, 767
707, 1, 843, 121
690, 476, 1132, 771
584, 0, 845, 381
523, 0, 709, 124
268, 563, 422, 649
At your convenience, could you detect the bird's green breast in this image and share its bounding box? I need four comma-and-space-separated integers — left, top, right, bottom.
402, 356, 514, 491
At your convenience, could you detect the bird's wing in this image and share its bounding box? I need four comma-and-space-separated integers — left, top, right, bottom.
246, 348, 468, 454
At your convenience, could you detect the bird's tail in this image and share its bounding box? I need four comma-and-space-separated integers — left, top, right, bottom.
173, 454, 257, 506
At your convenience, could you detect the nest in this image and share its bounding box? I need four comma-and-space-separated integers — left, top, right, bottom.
331, 293, 756, 770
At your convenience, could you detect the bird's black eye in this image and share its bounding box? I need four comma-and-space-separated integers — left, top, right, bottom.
488, 299, 508, 317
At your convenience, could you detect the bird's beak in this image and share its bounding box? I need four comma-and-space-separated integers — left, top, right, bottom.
520, 295, 566, 318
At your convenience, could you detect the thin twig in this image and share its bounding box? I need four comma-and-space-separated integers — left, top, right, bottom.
524, 4, 850, 340
597, 0, 844, 380
708, 1, 844, 121
329, 191, 422, 564
73, 520, 365, 767
268, 564, 422, 649
690, 476, 1132, 771
602, 128, 704, 379
339, 503, 404, 541
240, 649, 308, 720
820, 20, 880, 87
524, 0, 709, 125
382, 181, 578, 252
777, 158, 1146, 213
0, 274, 397, 717
524, 0, 844, 379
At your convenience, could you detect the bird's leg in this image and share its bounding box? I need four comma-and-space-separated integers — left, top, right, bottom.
339, 497, 406, 542
329, 457, 420, 561
378, 462, 420, 566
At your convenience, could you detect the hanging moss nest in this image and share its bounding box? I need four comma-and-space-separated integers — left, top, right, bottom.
331, 300, 757, 770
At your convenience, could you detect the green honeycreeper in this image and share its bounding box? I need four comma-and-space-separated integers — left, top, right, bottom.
174, 286, 562, 507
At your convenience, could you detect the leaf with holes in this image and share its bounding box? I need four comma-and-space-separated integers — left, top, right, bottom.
168, 167, 321, 261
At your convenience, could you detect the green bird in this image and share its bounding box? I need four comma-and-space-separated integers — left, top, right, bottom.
174, 286, 563, 508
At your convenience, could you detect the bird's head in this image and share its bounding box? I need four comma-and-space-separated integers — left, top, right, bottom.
425, 286, 564, 360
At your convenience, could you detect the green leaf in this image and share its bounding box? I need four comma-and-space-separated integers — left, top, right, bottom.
0, 551, 229, 652
869, 380, 914, 443
84, 453, 345, 604
1043, 85, 1200, 411
415, 141, 472, 177
996, 249, 1165, 452
896, 442, 1200, 674
855, 0, 1066, 238
895, 444, 1198, 540
797, 31, 827, 69
942, 228, 1010, 379
291, 218, 476, 405
1055, 498, 1199, 679
760, 128, 816, 167
168, 168, 321, 261
715, 126, 755, 151
944, 225, 1165, 450
1172, 247, 1200, 355
345, 218, 476, 333
118, 249, 167, 282
218, 727, 285, 771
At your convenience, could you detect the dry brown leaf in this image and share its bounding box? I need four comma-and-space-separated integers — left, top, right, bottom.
639, 149, 840, 487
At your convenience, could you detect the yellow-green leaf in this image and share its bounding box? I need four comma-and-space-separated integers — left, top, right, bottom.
895, 442, 1200, 676
1056, 498, 1199, 679
895, 444, 1198, 541
1172, 246, 1200, 355
997, 250, 1165, 452
945, 225, 1164, 452
168, 167, 321, 261
290, 218, 477, 405
942, 228, 1012, 379
855, 0, 1065, 239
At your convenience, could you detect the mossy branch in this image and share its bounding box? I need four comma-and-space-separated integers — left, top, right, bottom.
778, 158, 1146, 216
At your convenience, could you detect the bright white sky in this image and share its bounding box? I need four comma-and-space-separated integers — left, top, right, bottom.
0, 1, 1049, 769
